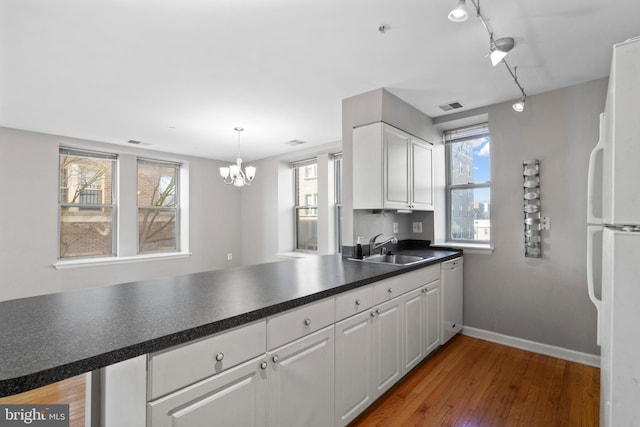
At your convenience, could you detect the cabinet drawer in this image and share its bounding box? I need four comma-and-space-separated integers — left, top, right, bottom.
335, 285, 373, 322
402, 264, 441, 293
148, 355, 268, 427
268, 298, 335, 350
148, 320, 266, 400
373, 276, 405, 305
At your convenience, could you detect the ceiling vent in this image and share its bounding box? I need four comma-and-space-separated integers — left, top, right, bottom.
438, 101, 464, 112
285, 139, 307, 146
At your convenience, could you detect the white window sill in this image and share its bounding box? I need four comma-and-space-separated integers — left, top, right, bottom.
53, 252, 192, 269
436, 242, 494, 255
275, 251, 320, 260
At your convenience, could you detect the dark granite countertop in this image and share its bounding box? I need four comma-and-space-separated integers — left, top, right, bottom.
0, 249, 460, 397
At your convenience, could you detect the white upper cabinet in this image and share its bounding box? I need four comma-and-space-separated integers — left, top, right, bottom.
353, 122, 434, 211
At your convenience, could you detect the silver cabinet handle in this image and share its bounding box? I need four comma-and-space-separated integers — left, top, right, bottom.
304, 318, 311, 326
272, 355, 279, 363
260, 361, 268, 370
422, 288, 427, 293
388, 288, 393, 294
215, 352, 224, 362
370, 311, 376, 318
376, 308, 381, 315
355, 299, 361, 306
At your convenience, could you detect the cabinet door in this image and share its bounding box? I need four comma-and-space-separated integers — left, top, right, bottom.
267, 326, 334, 427
402, 288, 424, 374
424, 281, 441, 355
383, 125, 411, 209
335, 311, 375, 427
373, 297, 403, 397
148, 355, 268, 427
412, 140, 434, 210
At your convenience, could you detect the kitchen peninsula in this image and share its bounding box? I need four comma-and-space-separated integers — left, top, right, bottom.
0, 248, 461, 426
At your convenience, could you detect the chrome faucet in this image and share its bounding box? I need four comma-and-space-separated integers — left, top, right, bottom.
369, 234, 398, 256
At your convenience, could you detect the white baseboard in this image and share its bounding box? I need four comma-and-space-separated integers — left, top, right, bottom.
461, 326, 600, 368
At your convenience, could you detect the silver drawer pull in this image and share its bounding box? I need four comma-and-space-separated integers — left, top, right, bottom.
260, 361, 268, 370
215, 352, 224, 362
388, 288, 393, 294
370, 311, 376, 318
376, 308, 381, 315
422, 288, 427, 293
355, 299, 361, 306
272, 355, 279, 363
304, 318, 311, 326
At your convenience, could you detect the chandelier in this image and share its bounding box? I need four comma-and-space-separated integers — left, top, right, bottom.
219, 127, 256, 187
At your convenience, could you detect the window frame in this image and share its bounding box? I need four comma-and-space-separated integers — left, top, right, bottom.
292, 158, 318, 252
58, 147, 118, 260
136, 157, 181, 254
333, 153, 342, 253
444, 123, 492, 245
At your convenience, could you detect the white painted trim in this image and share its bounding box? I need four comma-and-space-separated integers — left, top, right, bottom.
436, 243, 494, 255
462, 326, 600, 368
53, 252, 191, 269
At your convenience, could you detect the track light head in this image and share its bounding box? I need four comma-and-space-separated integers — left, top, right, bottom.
513, 97, 526, 112
448, 0, 469, 22
490, 37, 515, 66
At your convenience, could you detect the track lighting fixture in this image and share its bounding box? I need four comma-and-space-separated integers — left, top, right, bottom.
448, 0, 469, 22
447, 0, 527, 113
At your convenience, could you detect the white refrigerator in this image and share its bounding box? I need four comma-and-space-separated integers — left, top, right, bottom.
587, 36, 640, 427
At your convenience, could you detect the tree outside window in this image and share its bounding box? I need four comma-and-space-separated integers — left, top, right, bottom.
58, 148, 116, 258
137, 159, 180, 253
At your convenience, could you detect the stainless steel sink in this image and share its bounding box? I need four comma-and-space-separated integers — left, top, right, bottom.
350, 254, 434, 266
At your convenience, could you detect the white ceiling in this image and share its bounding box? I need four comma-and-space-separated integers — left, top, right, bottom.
1, 0, 638, 162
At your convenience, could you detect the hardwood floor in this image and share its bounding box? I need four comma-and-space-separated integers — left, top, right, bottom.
0, 374, 86, 427
351, 335, 600, 427
0, 336, 599, 427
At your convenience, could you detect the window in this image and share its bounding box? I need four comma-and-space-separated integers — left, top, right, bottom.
58, 147, 117, 258
445, 123, 491, 243
293, 159, 318, 251
137, 158, 180, 253
333, 153, 342, 253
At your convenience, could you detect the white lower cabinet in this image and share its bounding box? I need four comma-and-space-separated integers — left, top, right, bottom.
402, 279, 441, 375
335, 310, 375, 427
267, 325, 334, 427
372, 297, 403, 398
148, 355, 268, 427
424, 280, 441, 355
148, 326, 334, 427
145, 262, 456, 427
334, 296, 403, 427
402, 288, 425, 374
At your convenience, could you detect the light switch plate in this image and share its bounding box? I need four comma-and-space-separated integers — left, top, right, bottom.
412, 222, 422, 233
393, 222, 399, 234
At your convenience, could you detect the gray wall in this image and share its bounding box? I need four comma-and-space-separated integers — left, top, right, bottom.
0, 127, 242, 301
434, 78, 607, 355
239, 141, 341, 266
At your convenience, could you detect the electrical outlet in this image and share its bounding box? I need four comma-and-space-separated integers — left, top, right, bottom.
541, 217, 551, 230
393, 222, 399, 234
227, 253, 233, 261
412, 222, 422, 233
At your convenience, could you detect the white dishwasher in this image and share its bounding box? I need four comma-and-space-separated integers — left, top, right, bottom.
441, 257, 463, 344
